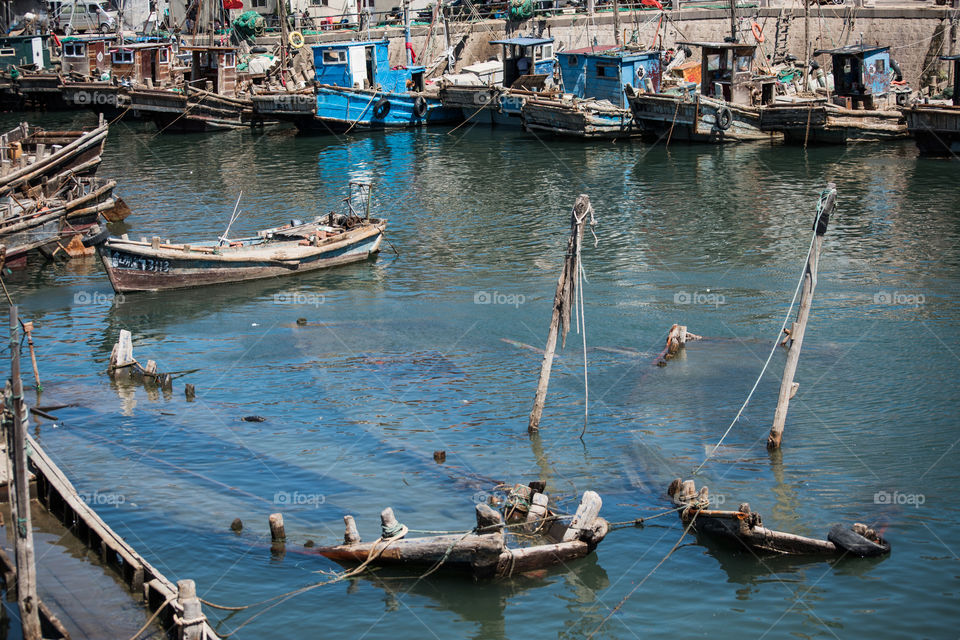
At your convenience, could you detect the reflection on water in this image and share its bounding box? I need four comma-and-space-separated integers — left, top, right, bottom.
0, 111, 957, 639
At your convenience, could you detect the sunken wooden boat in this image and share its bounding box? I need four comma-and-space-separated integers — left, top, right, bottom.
17, 70, 71, 110
0, 115, 108, 196
98, 182, 385, 293
669, 479, 891, 558
522, 96, 638, 139
314, 486, 609, 579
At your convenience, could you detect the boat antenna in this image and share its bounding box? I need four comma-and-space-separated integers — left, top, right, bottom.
219, 191, 243, 246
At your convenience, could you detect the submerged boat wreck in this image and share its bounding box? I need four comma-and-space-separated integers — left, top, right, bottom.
669, 479, 891, 558
98, 181, 385, 292
313, 485, 609, 579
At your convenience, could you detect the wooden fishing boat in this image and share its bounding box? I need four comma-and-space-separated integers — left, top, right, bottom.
519, 47, 662, 139
98, 182, 385, 293
314, 486, 609, 579
626, 42, 778, 144
759, 45, 911, 144
904, 55, 960, 157
0, 115, 108, 196
129, 45, 251, 133
17, 71, 70, 110
438, 37, 558, 127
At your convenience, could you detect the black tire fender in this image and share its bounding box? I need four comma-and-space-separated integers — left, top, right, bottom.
715, 106, 733, 131
373, 98, 390, 119
828, 524, 891, 558
413, 95, 427, 118
81, 224, 110, 247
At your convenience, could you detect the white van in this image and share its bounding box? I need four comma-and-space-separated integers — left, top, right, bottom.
51, 1, 118, 35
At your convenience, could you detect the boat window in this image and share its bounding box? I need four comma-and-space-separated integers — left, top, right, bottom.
158, 48, 169, 63
706, 54, 721, 71
567, 55, 577, 65
0, 48, 14, 57
222, 53, 236, 69
111, 49, 134, 64
597, 63, 617, 78
735, 55, 751, 72
322, 50, 346, 64
843, 60, 852, 74
63, 43, 84, 57
540, 44, 553, 60
874, 58, 885, 74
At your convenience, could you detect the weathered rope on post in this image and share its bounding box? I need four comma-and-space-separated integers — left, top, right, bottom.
126, 595, 175, 640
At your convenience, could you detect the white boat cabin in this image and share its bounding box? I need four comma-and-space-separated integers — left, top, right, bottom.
60, 36, 114, 76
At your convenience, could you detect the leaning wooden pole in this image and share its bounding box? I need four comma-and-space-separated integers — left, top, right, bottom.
6, 306, 41, 640
767, 184, 836, 450
528, 195, 593, 434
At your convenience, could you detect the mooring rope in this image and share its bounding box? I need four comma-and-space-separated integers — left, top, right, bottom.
126, 595, 175, 640
694, 187, 835, 475
586, 510, 699, 639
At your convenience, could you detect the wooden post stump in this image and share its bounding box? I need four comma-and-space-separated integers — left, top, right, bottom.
343, 515, 361, 545
177, 579, 204, 640
268, 513, 285, 543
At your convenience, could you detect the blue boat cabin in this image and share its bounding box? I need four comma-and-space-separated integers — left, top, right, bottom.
814, 44, 904, 109
683, 41, 775, 106
489, 37, 555, 89
312, 40, 426, 93
557, 46, 662, 108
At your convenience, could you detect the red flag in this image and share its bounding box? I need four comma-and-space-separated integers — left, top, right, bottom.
223, 0, 243, 9
641, 0, 663, 8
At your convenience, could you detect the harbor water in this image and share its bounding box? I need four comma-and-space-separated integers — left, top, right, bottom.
3, 112, 959, 638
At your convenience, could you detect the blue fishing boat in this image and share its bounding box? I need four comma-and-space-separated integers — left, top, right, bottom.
438, 36, 557, 127
254, 40, 460, 133
522, 46, 662, 139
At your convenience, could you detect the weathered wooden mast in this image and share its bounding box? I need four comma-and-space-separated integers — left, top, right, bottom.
528, 195, 594, 434
767, 183, 836, 450
5, 306, 40, 640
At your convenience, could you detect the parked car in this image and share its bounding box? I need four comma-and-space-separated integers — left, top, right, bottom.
50, 1, 118, 35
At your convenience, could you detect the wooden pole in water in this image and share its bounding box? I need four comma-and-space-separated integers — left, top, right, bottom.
528, 195, 593, 434
767, 184, 836, 450
6, 306, 40, 640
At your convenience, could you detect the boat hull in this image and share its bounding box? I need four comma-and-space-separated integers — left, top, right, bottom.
904, 105, 960, 157
130, 88, 249, 133
61, 83, 132, 119
760, 103, 908, 144
0, 120, 108, 195
98, 224, 384, 292
314, 85, 462, 131
626, 92, 773, 144
522, 99, 639, 139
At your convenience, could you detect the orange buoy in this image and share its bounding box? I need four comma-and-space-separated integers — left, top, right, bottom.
751, 21, 764, 43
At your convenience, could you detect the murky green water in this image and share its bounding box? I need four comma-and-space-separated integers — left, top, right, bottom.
2, 112, 959, 638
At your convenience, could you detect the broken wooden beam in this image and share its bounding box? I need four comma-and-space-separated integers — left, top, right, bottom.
654, 324, 702, 366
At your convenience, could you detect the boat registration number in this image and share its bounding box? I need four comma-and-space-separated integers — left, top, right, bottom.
111, 251, 171, 273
